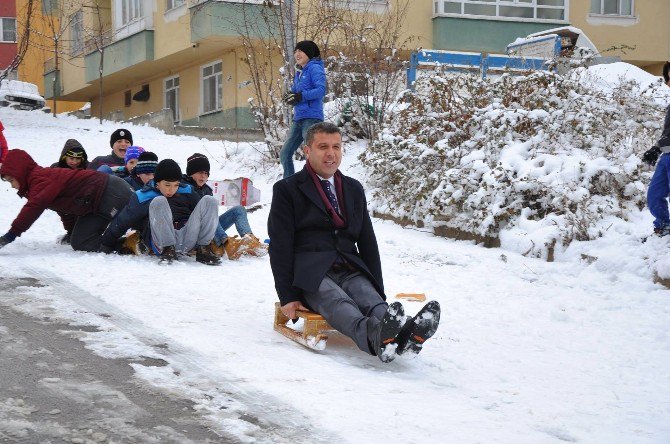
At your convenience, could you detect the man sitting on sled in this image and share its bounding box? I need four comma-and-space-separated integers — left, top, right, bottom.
268, 122, 441, 363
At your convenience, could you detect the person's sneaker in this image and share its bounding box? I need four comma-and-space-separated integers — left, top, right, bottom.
223, 235, 250, 260
196, 245, 221, 265
119, 232, 141, 255
395, 301, 441, 357
159, 245, 178, 263
368, 302, 406, 363
241, 233, 269, 257
209, 240, 225, 258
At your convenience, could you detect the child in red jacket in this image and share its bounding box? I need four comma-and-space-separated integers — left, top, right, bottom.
0, 149, 133, 251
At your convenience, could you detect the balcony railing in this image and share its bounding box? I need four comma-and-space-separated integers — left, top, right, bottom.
84, 30, 113, 54
44, 57, 56, 73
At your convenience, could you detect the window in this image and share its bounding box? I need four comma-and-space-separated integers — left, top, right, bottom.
590, 0, 633, 16
0, 18, 17, 43
70, 11, 84, 55
164, 76, 180, 123
120, 0, 143, 25
201, 61, 222, 114
167, 0, 185, 10
124, 90, 132, 107
436, 0, 566, 21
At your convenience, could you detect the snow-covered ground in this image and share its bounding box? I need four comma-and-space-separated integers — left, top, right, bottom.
0, 90, 669, 442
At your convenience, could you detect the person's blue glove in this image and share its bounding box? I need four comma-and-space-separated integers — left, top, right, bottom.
0, 232, 17, 249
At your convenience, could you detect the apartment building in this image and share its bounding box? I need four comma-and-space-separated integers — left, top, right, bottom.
429, 0, 670, 75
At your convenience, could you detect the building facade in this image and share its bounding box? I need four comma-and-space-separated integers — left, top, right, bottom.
0, 2, 18, 78
15, 0, 670, 129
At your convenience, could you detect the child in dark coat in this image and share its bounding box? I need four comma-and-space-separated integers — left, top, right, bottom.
89, 128, 132, 171
51, 139, 89, 170
181, 152, 267, 259
100, 159, 220, 265
0, 149, 133, 251
124, 151, 158, 191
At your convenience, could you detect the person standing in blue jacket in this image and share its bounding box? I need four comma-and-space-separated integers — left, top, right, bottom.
279, 40, 326, 178
644, 61, 670, 236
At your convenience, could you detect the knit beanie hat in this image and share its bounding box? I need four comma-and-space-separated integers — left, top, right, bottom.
62, 139, 86, 159
186, 153, 210, 176
124, 146, 145, 164
134, 151, 158, 175
110, 128, 133, 147
154, 159, 182, 183
294, 40, 320, 60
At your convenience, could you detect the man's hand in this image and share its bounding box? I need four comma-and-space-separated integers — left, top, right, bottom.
283, 92, 302, 106
281, 301, 308, 319
642, 145, 661, 166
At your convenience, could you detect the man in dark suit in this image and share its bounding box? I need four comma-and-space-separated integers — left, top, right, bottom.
268, 122, 440, 363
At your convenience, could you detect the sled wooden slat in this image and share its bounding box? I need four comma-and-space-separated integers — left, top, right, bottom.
274, 302, 333, 350
395, 292, 427, 302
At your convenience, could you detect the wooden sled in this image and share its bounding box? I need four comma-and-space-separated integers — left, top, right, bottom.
274, 302, 335, 350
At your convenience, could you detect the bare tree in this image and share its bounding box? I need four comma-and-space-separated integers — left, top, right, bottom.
81, 1, 111, 123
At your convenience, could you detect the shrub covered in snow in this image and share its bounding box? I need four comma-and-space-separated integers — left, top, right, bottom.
361, 68, 668, 259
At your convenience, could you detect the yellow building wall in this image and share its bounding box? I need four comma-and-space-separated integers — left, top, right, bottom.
570, 0, 670, 73
153, 2, 192, 60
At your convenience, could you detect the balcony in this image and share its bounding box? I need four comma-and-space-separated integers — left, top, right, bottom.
84, 30, 154, 83
189, 0, 276, 43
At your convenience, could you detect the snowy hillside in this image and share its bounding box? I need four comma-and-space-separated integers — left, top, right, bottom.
0, 69, 669, 442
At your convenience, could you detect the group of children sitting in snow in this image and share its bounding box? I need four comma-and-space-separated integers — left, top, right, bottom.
0, 126, 266, 265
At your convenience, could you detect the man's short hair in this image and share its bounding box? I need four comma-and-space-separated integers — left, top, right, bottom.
305, 122, 341, 147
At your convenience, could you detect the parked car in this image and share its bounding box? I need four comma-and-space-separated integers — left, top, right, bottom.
0, 79, 46, 111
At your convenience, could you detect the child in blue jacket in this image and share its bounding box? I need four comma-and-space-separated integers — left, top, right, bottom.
279, 40, 326, 178
100, 159, 220, 264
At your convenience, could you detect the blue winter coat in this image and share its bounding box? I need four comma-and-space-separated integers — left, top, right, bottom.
292, 58, 326, 122
100, 181, 200, 248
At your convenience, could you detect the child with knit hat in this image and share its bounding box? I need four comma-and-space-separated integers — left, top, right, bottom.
279, 40, 326, 178
100, 158, 221, 265
182, 152, 268, 260
89, 128, 133, 171
110, 145, 145, 179
124, 151, 158, 191
51, 139, 89, 170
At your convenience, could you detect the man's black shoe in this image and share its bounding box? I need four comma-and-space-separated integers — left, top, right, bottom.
396, 301, 441, 357
369, 302, 405, 363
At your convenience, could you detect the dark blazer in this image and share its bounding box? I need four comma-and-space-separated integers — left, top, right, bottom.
268, 166, 384, 306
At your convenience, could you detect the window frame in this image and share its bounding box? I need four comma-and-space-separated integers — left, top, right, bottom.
70, 10, 84, 56
166, 0, 185, 11
589, 0, 634, 17
0, 18, 17, 43
433, 0, 569, 22
164, 75, 181, 124
120, 0, 143, 27
200, 60, 223, 115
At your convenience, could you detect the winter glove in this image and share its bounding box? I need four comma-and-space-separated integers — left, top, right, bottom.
642, 145, 661, 166
98, 243, 115, 254
283, 91, 302, 106
59, 232, 71, 245
0, 231, 17, 249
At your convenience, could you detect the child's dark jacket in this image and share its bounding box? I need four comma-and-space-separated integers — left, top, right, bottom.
100, 181, 201, 247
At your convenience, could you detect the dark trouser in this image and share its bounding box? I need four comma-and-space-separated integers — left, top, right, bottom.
71, 176, 133, 252
303, 268, 388, 354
